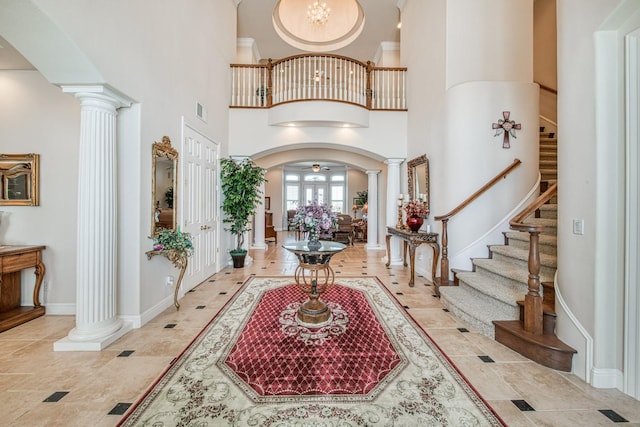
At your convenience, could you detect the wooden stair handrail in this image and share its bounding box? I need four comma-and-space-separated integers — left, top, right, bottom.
510, 182, 558, 336
434, 159, 522, 285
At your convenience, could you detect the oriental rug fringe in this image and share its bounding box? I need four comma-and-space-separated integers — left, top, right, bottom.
120, 277, 504, 426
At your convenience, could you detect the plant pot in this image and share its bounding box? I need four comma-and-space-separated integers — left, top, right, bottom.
406, 215, 424, 232
230, 251, 246, 268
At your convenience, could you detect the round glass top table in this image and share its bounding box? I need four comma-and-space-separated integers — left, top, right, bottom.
282, 240, 347, 325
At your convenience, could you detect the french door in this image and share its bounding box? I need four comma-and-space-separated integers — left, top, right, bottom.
303, 183, 328, 205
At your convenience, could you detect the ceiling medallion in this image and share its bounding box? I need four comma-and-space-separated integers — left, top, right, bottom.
273, 0, 365, 52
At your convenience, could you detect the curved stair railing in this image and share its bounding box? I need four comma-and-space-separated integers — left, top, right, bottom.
509, 181, 558, 335
433, 159, 522, 291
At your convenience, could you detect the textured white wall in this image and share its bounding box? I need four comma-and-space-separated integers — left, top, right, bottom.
0, 71, 80, 311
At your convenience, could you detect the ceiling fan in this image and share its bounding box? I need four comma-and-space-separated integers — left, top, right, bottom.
304, 163, 331, 172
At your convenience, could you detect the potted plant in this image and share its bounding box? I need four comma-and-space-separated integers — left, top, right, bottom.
220, 157, 266, 267
149, 228, 194, 256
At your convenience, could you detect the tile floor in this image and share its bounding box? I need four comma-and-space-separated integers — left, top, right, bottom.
1, 232, 639, 426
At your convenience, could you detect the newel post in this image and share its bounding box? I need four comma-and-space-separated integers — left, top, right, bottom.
440, 219, 449, 284
267, 58, 274, 107
524, 231, 543, 335
365, 61, 373, 109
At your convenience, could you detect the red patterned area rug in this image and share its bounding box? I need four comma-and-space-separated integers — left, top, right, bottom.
120, 277, 505, 426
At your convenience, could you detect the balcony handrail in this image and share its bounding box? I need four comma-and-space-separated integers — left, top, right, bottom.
509, 181, 558, 335
230, 53, 407, 110
433, 158, 522, 286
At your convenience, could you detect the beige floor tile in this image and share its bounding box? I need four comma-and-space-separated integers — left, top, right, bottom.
0, 235, 638, 425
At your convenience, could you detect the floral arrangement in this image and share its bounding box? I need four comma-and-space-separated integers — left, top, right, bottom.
404, 200, 429, 218
150, 228, 194, 255
291, 201, 338, 241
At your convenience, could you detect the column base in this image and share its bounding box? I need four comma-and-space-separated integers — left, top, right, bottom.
250, 243, 268, 250
365, 243, 383, 250
54, 321, 133, 352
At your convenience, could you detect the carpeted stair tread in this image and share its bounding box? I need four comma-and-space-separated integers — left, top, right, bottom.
505, 231, 557, 256
455, 270, 525, 306
489, 244, 557, 269
471, 257, 554, 286
440, 286, 517, 337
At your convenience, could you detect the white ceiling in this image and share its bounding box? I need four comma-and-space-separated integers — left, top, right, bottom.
238, 0, 401, 61
0, 1, 400, 70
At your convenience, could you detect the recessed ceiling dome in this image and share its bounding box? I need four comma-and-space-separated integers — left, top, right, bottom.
272, 0, 365, 52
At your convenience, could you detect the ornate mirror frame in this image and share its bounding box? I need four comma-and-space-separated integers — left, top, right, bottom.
407, 154, 429, 210
0, 153, 40, 206
151, 136, 178, 235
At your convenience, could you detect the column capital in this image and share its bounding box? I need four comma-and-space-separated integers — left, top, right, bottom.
366, 169, 381, 175
61, 84, 132, 108
384, 158, 405, 166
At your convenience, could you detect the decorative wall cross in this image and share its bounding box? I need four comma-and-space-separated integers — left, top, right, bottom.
492, 111, 521, 149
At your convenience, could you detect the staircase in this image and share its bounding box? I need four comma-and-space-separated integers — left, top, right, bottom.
439, 130, 576, 371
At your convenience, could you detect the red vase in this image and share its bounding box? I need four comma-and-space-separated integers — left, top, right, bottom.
406, 215, 424, 232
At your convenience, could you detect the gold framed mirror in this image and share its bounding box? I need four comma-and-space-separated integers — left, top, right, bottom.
151, 136, 178, 235
407, 154, 429, 212
0, 153, 39, 206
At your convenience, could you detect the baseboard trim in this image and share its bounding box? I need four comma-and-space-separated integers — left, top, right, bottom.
591, 368, 624, 389
42, 303, 76, 315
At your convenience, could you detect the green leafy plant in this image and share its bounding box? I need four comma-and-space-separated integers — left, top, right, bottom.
220, 157, 267, 254
150, 228, 193, 255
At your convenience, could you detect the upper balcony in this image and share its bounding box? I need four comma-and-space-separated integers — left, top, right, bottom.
230, 54, 407, 112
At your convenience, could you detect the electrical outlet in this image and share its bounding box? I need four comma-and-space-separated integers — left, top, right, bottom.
166, 275, 175, 286
573, 219, 584, 235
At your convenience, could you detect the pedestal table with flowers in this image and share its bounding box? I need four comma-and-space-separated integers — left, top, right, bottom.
284, 202, 345, 324
146, 228, 193, 310
386, 199, 440, 291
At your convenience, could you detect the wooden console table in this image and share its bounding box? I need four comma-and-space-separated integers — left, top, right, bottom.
0, 245, 46, 333
146, 249, 188, 310
385, 227, 439, 289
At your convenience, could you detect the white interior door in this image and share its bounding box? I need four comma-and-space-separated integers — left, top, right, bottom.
181, 123, 219, 291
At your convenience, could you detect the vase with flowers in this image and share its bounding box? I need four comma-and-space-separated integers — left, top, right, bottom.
404, 200, 429, 232
291, 201, 338, 250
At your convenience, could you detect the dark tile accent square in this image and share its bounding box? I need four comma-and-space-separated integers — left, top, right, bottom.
108, 402, 132, 416
208, 279, 216, 282
219, 292, 227, 295
442, 308, 450, 312
164, 323, 176, 329
392, 282, 399, 285
424, 283, 431, 286
225, 272, 231, 274
389, 273, 394, 276
338, 265, 343, 267
335, 271, 341, 273
403, 305, 410, 309
250, 273, 256, 276
43, 391, 69, 402
196, 305, 205, 309
361, 266, 366, 268
432, 294, 439, 298
479, 355, 495, 363
188, 289, 196, 292
396, 292, 404, 295
261, 267, 267, 269
511, 400, 535, 411
117, 350, 134, 357
361, 273, 366, 275
236, 281, 243, 284
599, 409, 628, 423
417, 274, 424, 278
457, 328, 469, 333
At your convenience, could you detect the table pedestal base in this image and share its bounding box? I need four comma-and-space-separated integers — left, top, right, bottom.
297, 294, 330, 324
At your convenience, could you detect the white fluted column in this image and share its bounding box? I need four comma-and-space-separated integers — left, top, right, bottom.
385, 159, 404, 264
252, 177, 267, 249
365, 170, 381, 250
55, 86, 132, 351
